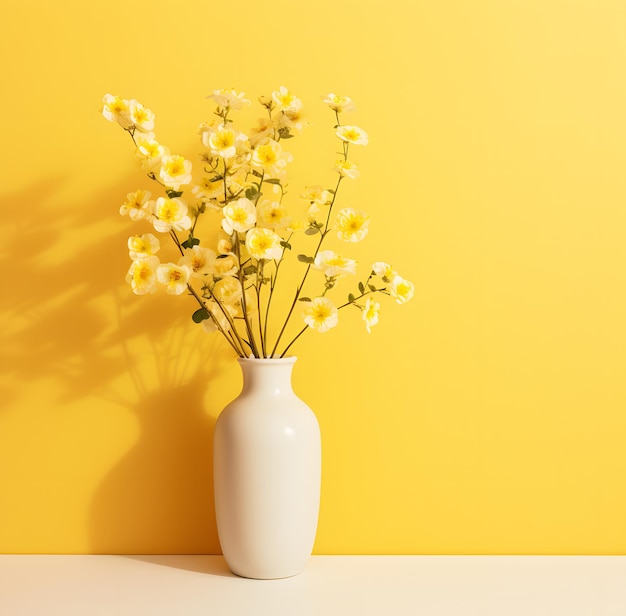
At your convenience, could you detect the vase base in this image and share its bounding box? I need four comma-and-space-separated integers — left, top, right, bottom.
230, 569, 305, 580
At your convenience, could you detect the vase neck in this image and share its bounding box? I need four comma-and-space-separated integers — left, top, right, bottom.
238, 357, 297, 396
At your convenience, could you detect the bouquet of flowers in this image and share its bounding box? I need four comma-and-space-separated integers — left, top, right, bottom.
101, 87, 413, 358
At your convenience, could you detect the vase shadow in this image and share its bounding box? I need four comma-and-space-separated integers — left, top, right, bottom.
88, 344, 231, 554
125, 554, 235, 577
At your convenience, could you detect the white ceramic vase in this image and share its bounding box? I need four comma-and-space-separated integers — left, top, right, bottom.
213, 357, 321, 579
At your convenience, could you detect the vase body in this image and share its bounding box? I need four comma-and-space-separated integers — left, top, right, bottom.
213, 357, 321, 579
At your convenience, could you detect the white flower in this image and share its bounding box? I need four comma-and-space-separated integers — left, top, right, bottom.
207, 88, 250, 110
126, 256, 160, 295
271, 86, 302, 112
336, 125, 369, 145
245, 227, 284, 261
335, 208, 370, 242
156, 262, 192, 295
159, 154, 193, 190
389, 275, 414, 304
179, 245, 216, 278
153, 197, 193, 233
313, 250, 357, 277
322, 93, 356, 113
362, 297, 380, 333
128, 233, 160, 260
222, 198, 257, 234
119, 189, 153, 221
302, 297, 338, 333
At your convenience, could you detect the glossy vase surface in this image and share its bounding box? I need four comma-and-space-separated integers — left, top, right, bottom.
213, 357, 321, 579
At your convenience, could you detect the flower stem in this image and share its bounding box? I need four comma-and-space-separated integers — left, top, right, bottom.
270, 175, 343, 357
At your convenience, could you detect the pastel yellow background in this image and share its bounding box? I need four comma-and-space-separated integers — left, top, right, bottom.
2, 0, 626, 555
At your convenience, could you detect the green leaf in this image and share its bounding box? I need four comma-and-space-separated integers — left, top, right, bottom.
368, 284, 377, 292
192, 308, 210, 323
298, 297, 312, 302
304, 227, 319, 236
245, 187, 258, 200
264, 178, 282, 185
348, 293, 356, 303
297, 254, 314, 264
358, 282, 365, 294
166, 189, 183, 199
181, 235, 200, 249
243, 264, 257, 276
280, 241, 292, 250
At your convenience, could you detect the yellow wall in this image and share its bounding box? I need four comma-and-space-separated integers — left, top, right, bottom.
2, 0, 626, 554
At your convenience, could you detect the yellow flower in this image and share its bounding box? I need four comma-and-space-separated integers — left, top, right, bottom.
245, 227, 284, 261
334, 159, 359, 179
128, 233, 160, 260
129, 99, 155, 132
159, 154, 193, 190
301, 185, 332, 207
302, 297, 338, 333
275, 108, 308, 135
216, 231, 233, 256
203, 299, 233, 333
134, 133, 169, 172
179, 245, 216, 278
191, 175, 224, 207
126, 256, 160, 295
389, 275, 414, 304
156, 263, 192, 295
248, 116, 274, 147
362, 297, 380, 333
222, 198, 257, 234
271, 86, 302, 112
252, 139, 292, 178
313, 250, 357, 277
206, 124, 249, 159
335, 208, 370, 242
257, 199, 291, 230
371, 261, 397, 281
119, 189, 153, 221
212, 253, 239, 277
207, 88, 250, 110
336, 125, 369, 145
322, 93, 356, 113
212, 276, 243, 305
101, 94, 132, 129
153, 197, 192, 233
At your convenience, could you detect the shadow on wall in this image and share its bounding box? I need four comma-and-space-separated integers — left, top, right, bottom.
0, 171, 232, 554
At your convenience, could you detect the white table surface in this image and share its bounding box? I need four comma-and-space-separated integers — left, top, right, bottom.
0, 555, 624, 615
